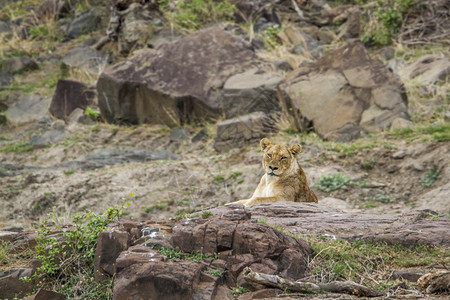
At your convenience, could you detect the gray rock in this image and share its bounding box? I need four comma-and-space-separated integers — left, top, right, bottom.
399, 55, 450, 84
5, 94, 50, 125
214, 112, 278, 152
67, 107, 93, 125
1, 57, 39, 74
392, 150, 406, 159
66, 8, 101, 39
279, 41, 409, 141
169, 128, 190, 142
0, 71, 13, 89
62, 46, 111, 73
97, 26, 257, 126
390, 117, 414, 130
49, 79, 96, 120
222, 68, 282, 119
29, 129, 65, 148
273, 60, 294, 72
391, 270, 424, 282
191, 129, 208, 143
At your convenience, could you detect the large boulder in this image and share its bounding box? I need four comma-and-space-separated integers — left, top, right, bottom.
49, 80, 96, 120
279, 41, 409, 141
97, 26, 257, 126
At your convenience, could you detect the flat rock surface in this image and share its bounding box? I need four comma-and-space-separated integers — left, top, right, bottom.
219, 202, 450, 247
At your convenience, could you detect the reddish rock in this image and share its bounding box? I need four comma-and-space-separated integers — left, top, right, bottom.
94, 230, 130, 280
172, 206, 314, 283
113, 260, 203, 300
240, 203, 450, 247
0, 268, 33, 299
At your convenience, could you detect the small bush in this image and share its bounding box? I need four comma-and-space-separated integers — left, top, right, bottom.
34, 203, 129, 298
361, 0, 418, 46
315, 173, 353, 192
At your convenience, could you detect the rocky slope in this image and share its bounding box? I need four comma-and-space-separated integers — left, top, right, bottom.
0, 0, 449, 299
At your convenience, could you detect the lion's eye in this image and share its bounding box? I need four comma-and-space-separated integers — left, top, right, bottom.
280, 156, 287, 161
267, 153, 272, 159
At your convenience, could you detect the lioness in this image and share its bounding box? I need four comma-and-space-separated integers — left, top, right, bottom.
228, 138, 318, 206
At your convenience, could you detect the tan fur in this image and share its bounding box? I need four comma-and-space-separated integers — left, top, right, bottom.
228, 138, 318, 206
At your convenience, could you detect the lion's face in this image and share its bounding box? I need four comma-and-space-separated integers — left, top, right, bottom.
260, 138, 301, 177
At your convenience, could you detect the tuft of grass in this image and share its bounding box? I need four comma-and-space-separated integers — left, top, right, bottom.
420, 167, 440, 187
207, 269, 224, 277
202, 210, 213, 218
160, 0, 236, 31
231, 286, 250, 295
0, 142, 33, 154
64, 170, 75, 176
386, 122, 450, 142
212, 175, 225, 184
159, 247, 218, 262
0, 240, 10, 266
315, 173, 353, 192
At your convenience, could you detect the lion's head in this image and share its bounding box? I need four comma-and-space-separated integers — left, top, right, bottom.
260, 138, 301, 177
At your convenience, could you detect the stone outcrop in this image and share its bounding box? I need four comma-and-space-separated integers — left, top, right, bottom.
97, 26, 257, 126
279, 41, 409, 141
240, 202, 450, 247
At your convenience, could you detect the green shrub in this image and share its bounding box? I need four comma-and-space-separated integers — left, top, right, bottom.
34, 203, 129, 298
361, 0, 418, 46
315, 173, 353, 192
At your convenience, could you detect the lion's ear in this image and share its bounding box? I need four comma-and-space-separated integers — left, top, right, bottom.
289, 144, 302, 157
260, 138, 272, 151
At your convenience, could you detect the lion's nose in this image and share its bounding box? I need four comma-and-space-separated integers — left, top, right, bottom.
269, 166, 278, 171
